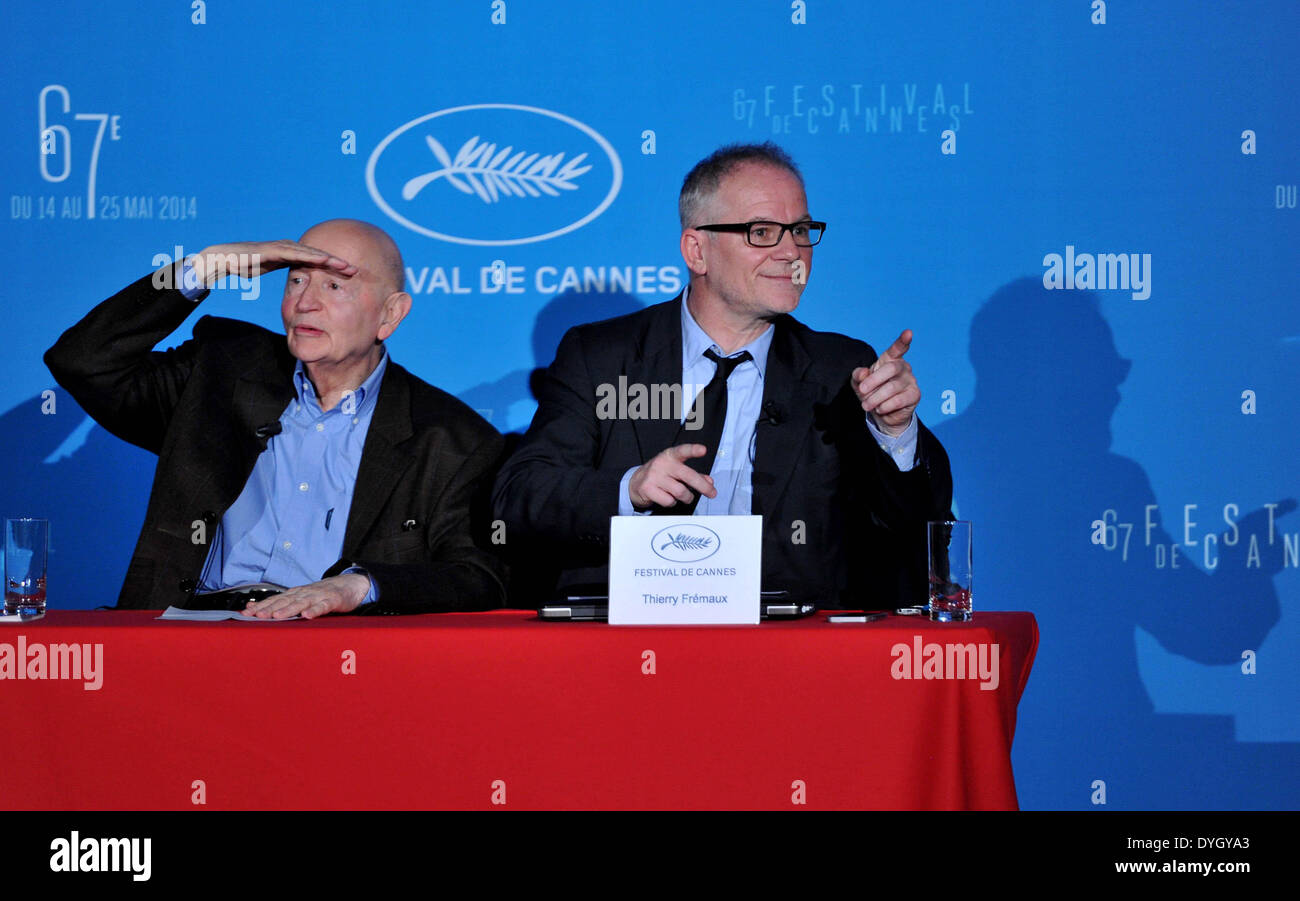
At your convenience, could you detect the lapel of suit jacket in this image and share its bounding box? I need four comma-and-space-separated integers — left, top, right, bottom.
228, 343, 297, 494
343, 360, 417, 553
627, 295, 685, 461
752, 317, 818, 517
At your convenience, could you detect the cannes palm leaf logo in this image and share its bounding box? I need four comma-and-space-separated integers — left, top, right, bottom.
401, 135, 593, 204
660, 533, 714, 553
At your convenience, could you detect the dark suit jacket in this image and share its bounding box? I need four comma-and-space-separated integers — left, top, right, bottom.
44, 269, 506, 613
492, 294, 954, 608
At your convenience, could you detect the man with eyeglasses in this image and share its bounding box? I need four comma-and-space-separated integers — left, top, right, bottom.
493, 143, 953, 607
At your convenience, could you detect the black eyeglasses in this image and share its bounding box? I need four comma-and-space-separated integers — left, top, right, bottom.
694, 220, 826, 247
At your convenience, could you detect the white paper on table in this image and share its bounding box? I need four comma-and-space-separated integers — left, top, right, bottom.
157, 606, 301, 622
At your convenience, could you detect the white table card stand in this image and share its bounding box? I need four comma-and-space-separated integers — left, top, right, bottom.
608, 515, 762, 624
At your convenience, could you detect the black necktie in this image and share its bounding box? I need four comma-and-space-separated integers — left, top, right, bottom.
656, 348, 752, 515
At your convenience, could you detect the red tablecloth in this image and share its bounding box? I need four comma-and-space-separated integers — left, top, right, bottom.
0, 610, 1036, 809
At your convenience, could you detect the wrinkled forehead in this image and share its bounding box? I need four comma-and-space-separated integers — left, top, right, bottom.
297, 225, 372, 273
709, 162, 808, 219
299, 221, 403, 294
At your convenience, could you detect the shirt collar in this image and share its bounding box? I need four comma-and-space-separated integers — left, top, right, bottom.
680, 284, 773, 380
292, 350, 389, 414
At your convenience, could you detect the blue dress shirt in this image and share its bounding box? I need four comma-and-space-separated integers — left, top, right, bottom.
196, 355, 387, 602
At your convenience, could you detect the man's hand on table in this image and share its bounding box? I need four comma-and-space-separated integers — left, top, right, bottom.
243, 574, 370, 619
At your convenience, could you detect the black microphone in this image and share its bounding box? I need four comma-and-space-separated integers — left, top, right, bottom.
758, 401, 784, 427
254, 422, 283, 440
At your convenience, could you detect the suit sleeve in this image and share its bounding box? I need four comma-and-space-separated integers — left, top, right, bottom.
44, 264, 203, 455
828, 344, 954, 604
491, 326, 623, 543
856, 418, 954, 604
862, 417, 954, 524
833, 341, 953, 530
350, 431, 509, 614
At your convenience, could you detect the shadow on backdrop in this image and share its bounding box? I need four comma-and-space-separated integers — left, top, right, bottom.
932, 278, 1297, 809
458, 289, 645, 437
458, 289, 645, 607
0, 391, 154, 610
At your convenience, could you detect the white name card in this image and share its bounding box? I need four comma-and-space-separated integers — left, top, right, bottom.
608, 515, 762, 624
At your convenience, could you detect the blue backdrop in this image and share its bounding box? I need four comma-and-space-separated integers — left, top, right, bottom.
3, 0, 1297, 810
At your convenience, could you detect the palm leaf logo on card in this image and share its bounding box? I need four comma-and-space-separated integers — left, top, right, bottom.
651, 525, 721, 563
660, 533, 713, 553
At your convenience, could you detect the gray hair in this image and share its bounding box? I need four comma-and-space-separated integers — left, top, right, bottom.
678, 142, 804, 229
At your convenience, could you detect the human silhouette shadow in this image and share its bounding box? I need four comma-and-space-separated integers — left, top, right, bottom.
458, 289, 645, 607
458, 289, 645, 438
0, 390, 155, 609
932, 278, 1297, 809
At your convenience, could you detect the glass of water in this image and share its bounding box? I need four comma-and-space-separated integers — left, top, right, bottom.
5, 518, 48, 616
928, 521, 972, 622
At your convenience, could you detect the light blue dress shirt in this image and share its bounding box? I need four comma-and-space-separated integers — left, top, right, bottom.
618, 287, 917, 514
196, 355, 387, 602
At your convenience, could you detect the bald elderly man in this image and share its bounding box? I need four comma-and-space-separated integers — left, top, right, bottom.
45, 219, 505, 616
